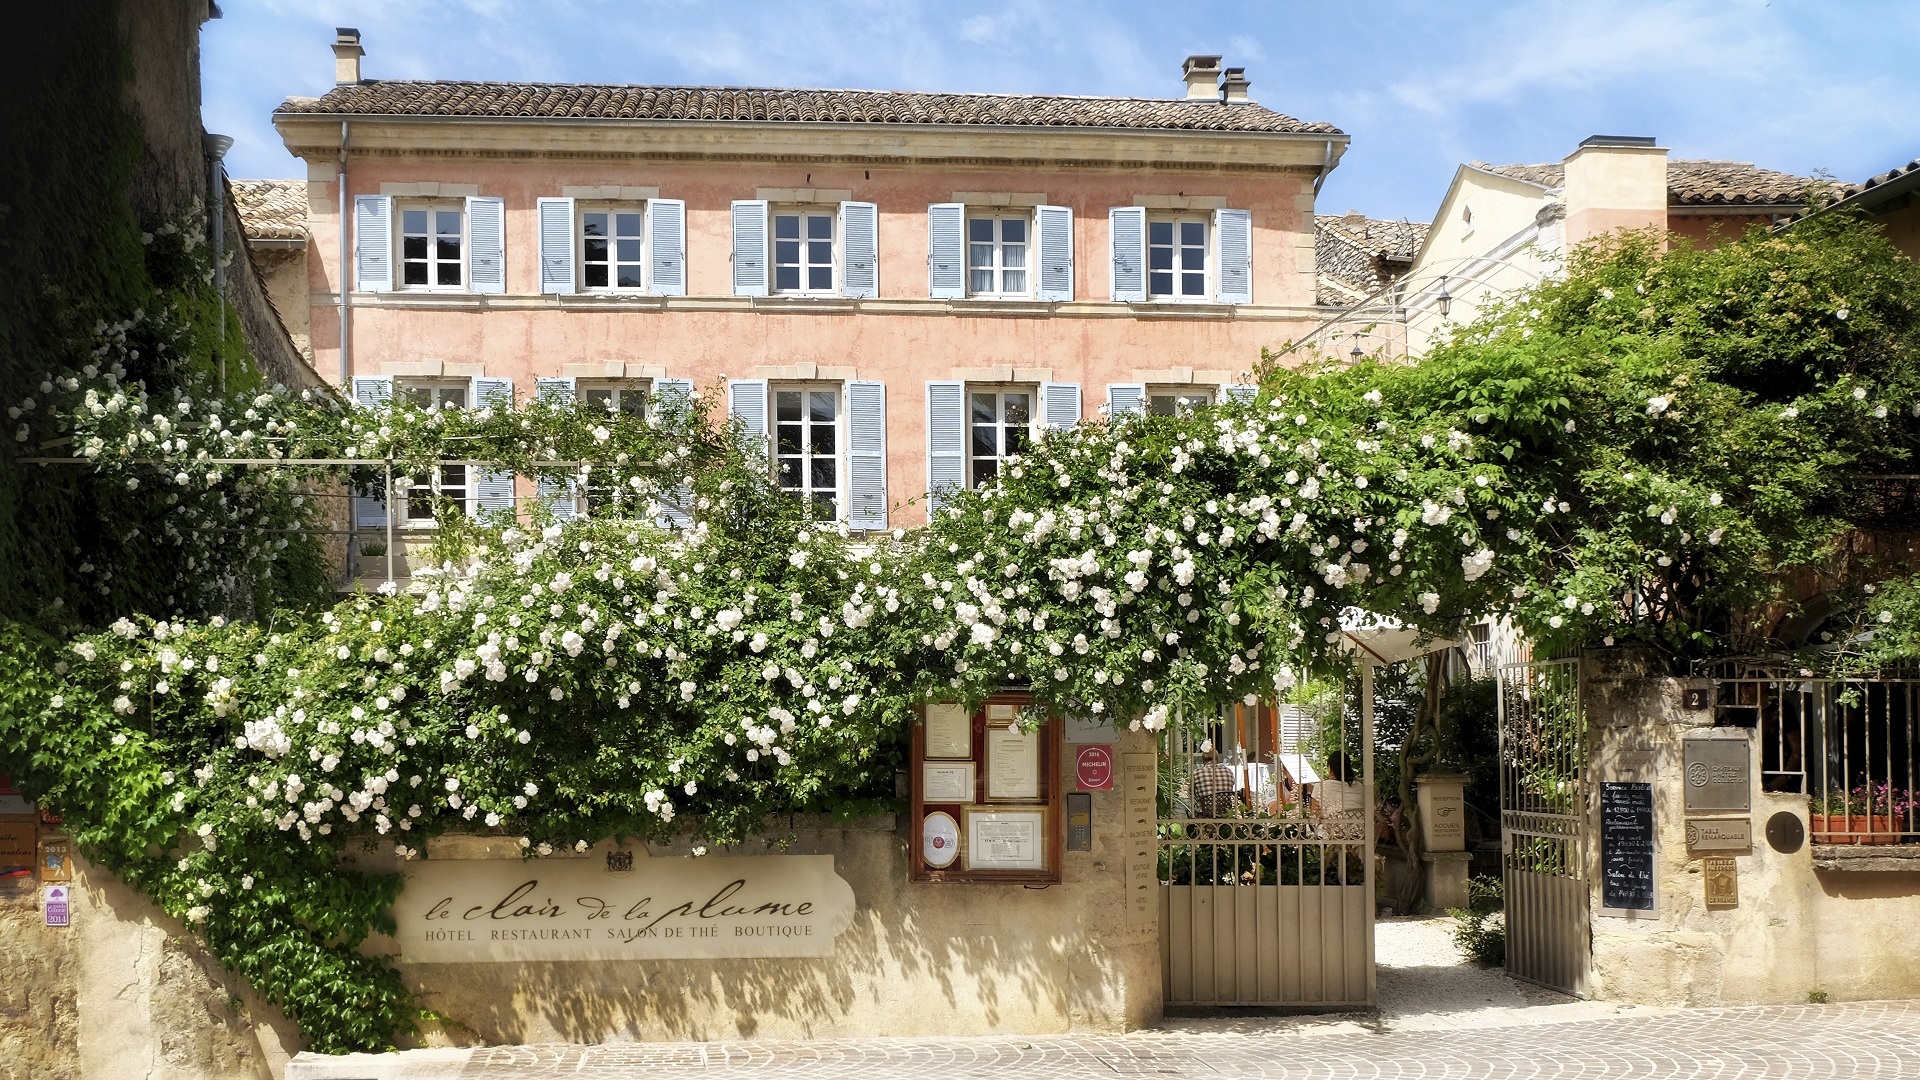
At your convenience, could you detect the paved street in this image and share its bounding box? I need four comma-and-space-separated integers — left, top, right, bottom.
290, 999, 1920, 1079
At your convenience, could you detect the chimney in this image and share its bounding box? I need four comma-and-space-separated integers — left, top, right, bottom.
1561, 134, 1669, 248
332, 27, 364, 86
1221, 67, 1251, 103
1182, 55, 1223, 101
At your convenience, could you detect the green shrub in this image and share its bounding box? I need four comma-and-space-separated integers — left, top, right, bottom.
1449, 874, 1506, 967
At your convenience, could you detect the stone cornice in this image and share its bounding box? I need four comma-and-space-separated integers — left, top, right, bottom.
276, 115, 1345, 176
314, 290, 1324, 321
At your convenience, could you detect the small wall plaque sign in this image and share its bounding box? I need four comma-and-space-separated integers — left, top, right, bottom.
43, 884, 70, 927
1685, 817, 1752, 854
1703, 856, 1738, 908
1682, 736, 1751, 814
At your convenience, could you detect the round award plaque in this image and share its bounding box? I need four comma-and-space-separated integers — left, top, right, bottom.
922, 811, 960, 869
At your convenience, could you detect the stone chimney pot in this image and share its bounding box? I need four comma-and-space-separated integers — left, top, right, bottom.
332, 27, 364, 86
1182, 55, 1223, 100
1221, 67, 1251, 103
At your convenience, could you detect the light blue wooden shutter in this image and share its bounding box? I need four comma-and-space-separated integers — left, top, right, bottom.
532, 377, 577, 517
1108, 206, 1146, 302
353, 195, 392, 292
1215, 208, 1252, 305
927, 203, 965, 299
470, 377, 516, 519
1036, 205, 1074, 302
466, 196, 505, 294
1107, 383, 1146, 417
350, 376, 393, 527
1041, 382, 1081, 429
925, 380, 965, 514
730, 200, 769, 297
649, 198, 686, 296
841, 201, 878, 299
1222, 384, 1259, 403
475, 471, 516, 515
727, 378, 768, 457
846, 380, 887, 530
652, 378, 696, 527
537, 197, 574, 295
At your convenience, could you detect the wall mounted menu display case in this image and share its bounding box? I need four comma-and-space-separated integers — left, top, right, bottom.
909, 693, 1062, 884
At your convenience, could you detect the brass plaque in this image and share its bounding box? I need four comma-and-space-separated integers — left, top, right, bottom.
1765, 811, 1805, 855
0, 821, 34, 867
1685, 817, 1752, 854
1703, 856, 1738, 908
1683, 736, 1750, 814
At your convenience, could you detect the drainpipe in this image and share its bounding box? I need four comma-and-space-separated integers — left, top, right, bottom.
1312, 138, 1336, 197
337, 120, 352, 387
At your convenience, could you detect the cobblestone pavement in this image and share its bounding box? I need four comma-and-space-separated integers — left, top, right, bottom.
293, 1000, 1920, 1079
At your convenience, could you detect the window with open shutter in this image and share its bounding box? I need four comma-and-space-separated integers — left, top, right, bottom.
1041, 382, 1081, 429
1108, 207, 1146, 302
1215, 208, 1252, 304
650, 198, 686, 296
1107, 384, 1146, 417
467, 196, 506, 294
927, 203, 965, 299
1036, 205, 1074, 302
353, 195, 393, 292
840, 201, 878, 299
731, 201, 769, 297
530, 378, 578, 517
846, 380, 887, 530
926, 381, 965, 514
468, 377, 517, 518
537, 197, 575, 294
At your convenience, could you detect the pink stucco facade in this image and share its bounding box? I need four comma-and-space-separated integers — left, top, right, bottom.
282, 118, 1336, 527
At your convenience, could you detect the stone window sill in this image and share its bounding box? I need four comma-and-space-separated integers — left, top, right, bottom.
1811, 843, 1920, 872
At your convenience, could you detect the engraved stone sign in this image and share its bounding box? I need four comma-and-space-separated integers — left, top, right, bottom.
392, 854, 855, 963
1682, 736, 1750, 814
1685, 817, 1752, 853
1123, 752, 1158, 928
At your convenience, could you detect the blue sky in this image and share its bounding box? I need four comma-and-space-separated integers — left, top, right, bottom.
203, 0, 1920, 223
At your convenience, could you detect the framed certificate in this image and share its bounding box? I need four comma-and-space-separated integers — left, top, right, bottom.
924, 703, 972, 759
922, 762, 975, 803
965, 808, 1048, 871
922, 811, 961, 869
985, 724, 1041, 801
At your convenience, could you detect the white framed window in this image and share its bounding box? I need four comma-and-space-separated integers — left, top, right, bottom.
579, 379, 649, 418
772, 209, 836, 294
1147, 216, 1208, 299
969, 388, 1034, 488
968, 215, 1030, 297
1149, 389, 1213, 416
398, 202, 464, 289
580, 205, 647, 291
397, 381, 471, 524
773, 384, 841, 519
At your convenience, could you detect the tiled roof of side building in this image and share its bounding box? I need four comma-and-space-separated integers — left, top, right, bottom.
231, 179, 308, 241
1473, 159, 1821, 206
275, 81, 1342, 135
1846, 156, 1920, 199
1315, 213, 1429, 307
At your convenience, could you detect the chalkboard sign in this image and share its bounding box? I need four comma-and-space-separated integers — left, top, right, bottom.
1600, 781, 1655, 912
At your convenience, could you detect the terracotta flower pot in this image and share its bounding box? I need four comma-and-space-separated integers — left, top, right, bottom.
1811, 813, 1900, 845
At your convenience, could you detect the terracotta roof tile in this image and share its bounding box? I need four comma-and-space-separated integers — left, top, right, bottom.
231, 179, 307, 242
276, 81, 1341, 135
1471, 159, 1819, 207
1316, 213, 1428, 307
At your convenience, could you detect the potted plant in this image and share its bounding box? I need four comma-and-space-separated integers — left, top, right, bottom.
1810, 789, 1858, 844
1855, 784, 1907, 846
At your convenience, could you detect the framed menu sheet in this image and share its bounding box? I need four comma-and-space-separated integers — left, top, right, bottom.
924, 703, 972, 759
986, 724, 1042, 800
922, 762, 976, 803
965, 808, 1048, 871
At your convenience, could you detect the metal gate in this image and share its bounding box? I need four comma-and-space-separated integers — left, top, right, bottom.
1497, 657, 1591, 996
1159, 678, 1375, 1008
